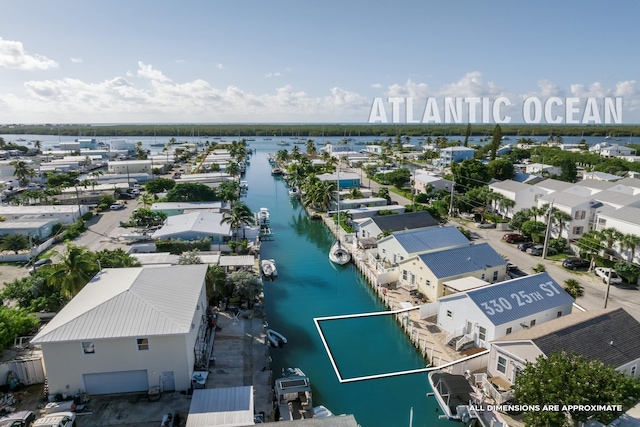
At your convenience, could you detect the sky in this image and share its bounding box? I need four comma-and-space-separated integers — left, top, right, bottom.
2, 0, 640, 125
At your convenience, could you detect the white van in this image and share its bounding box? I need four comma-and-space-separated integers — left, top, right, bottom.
33, 412, 76, 427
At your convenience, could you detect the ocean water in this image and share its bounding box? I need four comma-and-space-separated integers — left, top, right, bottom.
242, 143, 454, 426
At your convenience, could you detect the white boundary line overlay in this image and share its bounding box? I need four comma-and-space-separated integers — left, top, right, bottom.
313, 307, 489, 383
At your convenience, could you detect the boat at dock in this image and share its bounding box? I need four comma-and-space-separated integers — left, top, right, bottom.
257, 207, 270, 224
428, 371, 509, 426
274, 368, 314, 421
271, 167, 284, 175
288, 187, 299, 197
329, 170, 351, 265
266, 328, 287, 348
261, 258, 278, 278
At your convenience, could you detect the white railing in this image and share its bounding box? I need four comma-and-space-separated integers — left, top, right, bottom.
455, 332, 476, 351
445, 326, 465, 347
481, 376, 515, 404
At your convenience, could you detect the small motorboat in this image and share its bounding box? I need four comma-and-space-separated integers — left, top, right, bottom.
313, 405, 334, 418
257, 207, 270, 224
266, 328, 287, 348
261, 259, 278, 278
240, 180, 248, 190
271, 167, 284, 175
288, 187, 299, 197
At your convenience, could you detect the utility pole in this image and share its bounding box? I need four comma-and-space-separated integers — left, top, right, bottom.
448, 179, 455, 216
542, 200, 554, 259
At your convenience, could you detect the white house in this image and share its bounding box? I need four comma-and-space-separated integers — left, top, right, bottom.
436, 273, 574, 351
31, 265, 212, 396
524, 163, 562, 176
488, 308, 640, 390
0, 205, 89, 225
397, 242, 507, 301
489, 180, 549, 218
0, 218, 59, 240
412, 172, 453, 195
374, 226, 469, 266
107, 160, 153, 175
354, 211, 439, 240
600, 144, 636, 158
152, 212, 232, 242
594, 206, 640, 264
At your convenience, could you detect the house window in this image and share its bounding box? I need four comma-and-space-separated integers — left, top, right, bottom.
137, 338, 149, 351
506, 327, 512, 335
492, 271, 499, 282
382, 249, 386, 254
446, 310, 453, 318
82, 341, 95, 354
497, 356, 507, 374
572, 226, 584, 235
410, 273, 415, 284
478, 326, 486, 341
574, 210, 586, 220
481, 273, 486, 280
530, 319, 536, 327
426, 279, 431, 287
557, 311, 562, 318
402, 270, 408, 280
631, 365, 637, 377
361, 230, 366, 238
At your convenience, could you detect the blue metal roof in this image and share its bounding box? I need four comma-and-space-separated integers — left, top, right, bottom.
465, 273, 574, 326
417, 243, 506, 279
394, 226, 469, 254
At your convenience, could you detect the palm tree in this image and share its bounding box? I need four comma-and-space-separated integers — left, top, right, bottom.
551, 209, 573, 238
345, 187, 364, 200
598, 228, 623, 252
563, 278, 584, 299
11, 160, 35, 186
306, 139, 316, 156
221, 202, 255, 241
48, 245, 97, 299
0, 234, 29, 254
225, 161, 240, 179
619, 233, 640, 263
138, 192, 156, 209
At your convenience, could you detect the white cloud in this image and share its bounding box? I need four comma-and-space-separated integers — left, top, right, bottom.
0, 37, 58, 70
70, 57, 83, 63
216, 63, 223, 69
435, 72, 502, 98
3, 64, 640, 123
386, 79, 430, 98
371, 83, 382, 89
265, 72, 282, 78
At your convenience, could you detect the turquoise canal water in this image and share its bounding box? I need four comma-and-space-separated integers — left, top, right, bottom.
242, 143, 454, 427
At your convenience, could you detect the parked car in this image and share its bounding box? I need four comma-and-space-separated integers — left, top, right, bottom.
506, 262, 518, 271
517, 242, 535, 251
110, 202, 125, 210
594, 267, 623, 284
562, 257, 590, 270
475, 222, 496, 229
33, 412, 75, 427
0, 410, 35, 427
526, 245, 557, 256
502, 233, 527, 243
118, 192, 136, 200
33, 258, 52, 267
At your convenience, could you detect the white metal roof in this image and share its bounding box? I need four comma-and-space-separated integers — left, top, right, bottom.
152, 212, 231, 240
186, 386, 254, 427
31, 265, 208, 344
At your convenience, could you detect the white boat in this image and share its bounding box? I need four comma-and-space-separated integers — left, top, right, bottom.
261, 259, 278, 278
428, 372, 475, 422
240, 180, 248, 190
266, 328, 287, 348
257, 207, 270, 224
329, 171, 351, 265
274, 368, 314, 421
313, 405, 334, 418
329, 241, 351, 265
288, 187, 299, 197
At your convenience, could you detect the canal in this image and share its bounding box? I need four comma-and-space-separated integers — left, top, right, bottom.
242, 142, 454, 427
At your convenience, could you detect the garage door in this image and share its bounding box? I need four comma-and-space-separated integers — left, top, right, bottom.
83, 370, 149, 395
